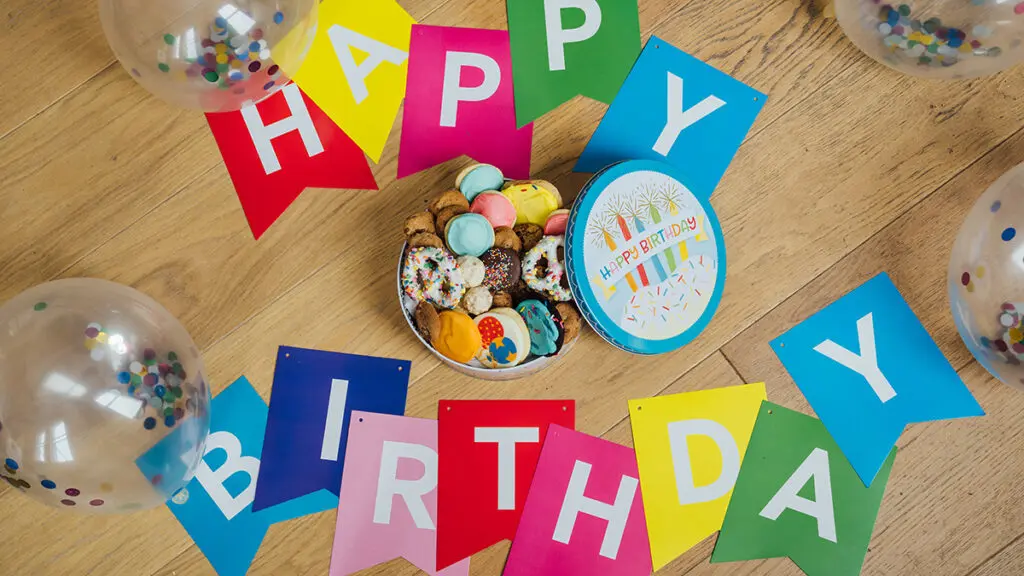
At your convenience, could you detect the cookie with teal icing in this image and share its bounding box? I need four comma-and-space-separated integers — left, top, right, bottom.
515, 299, 565, 357
456, 164, 505, 202
445, 213, 494, 257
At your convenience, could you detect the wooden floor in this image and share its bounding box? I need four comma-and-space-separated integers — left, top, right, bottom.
2, 0, 1023, 573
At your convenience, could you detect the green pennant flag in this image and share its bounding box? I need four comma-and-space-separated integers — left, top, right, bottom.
711, 402, 895, 576
507, 0, 641, 128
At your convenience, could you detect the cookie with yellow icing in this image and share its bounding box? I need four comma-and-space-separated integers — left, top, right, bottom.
433, 311, 482, 364
502, 182, 560, 226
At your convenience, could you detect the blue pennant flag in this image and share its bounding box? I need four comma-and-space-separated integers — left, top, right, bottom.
251, 346, 411, 512
771, 273, 984, 485
137, 377, 336, 576
575, 36, 765, 200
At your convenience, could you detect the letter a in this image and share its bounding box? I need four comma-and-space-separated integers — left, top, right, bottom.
652, 72, 725, 156
192, 431, 261, 521
327, 25, 408, 105
814, 313, 896, 402
759, 448, 837, 543
240, 83, 325, 174
552, 460, 638, 560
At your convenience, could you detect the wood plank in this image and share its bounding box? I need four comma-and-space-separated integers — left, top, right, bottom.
0, 0, 113, 137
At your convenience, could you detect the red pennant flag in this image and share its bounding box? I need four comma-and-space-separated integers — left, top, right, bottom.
436, 399, 575, 570
206, 83, 377, 239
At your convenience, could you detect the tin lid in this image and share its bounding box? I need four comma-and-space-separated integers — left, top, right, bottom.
565, 160, 726, 355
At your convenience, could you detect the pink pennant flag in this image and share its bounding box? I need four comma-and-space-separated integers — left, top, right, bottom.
397, 25, 533, 179
504, 425, 652, 576
329, 411, 470, 576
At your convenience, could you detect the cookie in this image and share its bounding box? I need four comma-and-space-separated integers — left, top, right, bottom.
493, 226, 522, 252
402, 247, 466, 308
456, 163, 504, 202
456, 255, 486, 288
522, 235, 572, 301
407, 232, 444, 249
435, 204, 469, 233
490, 307, 532, 360
445, 213, 495, 257
461, 285, 493, 316
554, 302, 582, 343
508, 279, 546, 306
480, 247, 521, 292
428, 189, 470, 216
474, 309, 530, 368
470, 192, 517, 229
433, 310, 482, 364
516, 299, 564, 357
531, 180, 563, 208
502, 182, 560, 226
544, 209, 570, 236
414, 301, 441, 342
404, 212, 436, 237
492, 291, 513, 308
513, 223, 544, 253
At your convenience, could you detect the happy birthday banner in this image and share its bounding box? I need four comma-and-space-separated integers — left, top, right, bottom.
163, 275, 984, 576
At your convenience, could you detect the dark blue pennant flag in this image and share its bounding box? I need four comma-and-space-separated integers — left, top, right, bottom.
251, 346, 411, 512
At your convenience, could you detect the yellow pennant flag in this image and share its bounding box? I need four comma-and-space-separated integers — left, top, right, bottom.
284, 0, 414, 163
628, 383, 766, 570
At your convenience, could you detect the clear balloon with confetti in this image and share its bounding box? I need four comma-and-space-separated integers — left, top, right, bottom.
99, 0, 318, 111
0, 279, 211, 513
835, 0, 1024, 79
949, 163, 1024, 390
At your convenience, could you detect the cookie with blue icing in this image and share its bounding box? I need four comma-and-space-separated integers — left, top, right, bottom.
515, 299, 565, 357
456, 164, 505, 202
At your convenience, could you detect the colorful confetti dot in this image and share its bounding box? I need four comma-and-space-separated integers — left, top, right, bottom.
273, 11, 284, 24
41, 479, 56, 489
33, 302, 47, 311
1002, 227, 1016, 241
203, 69, 219, 83
89, 499, 104, 507
158, 63, 170, 73
165, 415, 176, 428
4, 458, 17, 471
61, 499, 76, 506
65, 488, 80, 497
163, 33, 175, 45
117, 371, 131, 384
1016, 2, 1024, 15
962, 272, 970, 286
143, 417, 157, 430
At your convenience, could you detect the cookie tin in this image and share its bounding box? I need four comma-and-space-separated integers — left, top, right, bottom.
397, 246, 579, 381
565, 159, 726, 355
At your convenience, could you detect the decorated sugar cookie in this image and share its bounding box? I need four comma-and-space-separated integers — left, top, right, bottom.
502, 182, 560, 226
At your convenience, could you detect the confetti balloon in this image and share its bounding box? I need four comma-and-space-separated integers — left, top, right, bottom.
0, 279, 211, 513
835, 0, 1024, 79
99, 0, 318, 111
949, 163, 1024, 390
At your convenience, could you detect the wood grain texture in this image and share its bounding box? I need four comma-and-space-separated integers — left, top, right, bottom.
1, 0, 1023, 573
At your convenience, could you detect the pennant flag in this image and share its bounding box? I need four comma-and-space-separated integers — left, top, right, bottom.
397, 25, 533, 179
504, 425, 651, 576
436, 399, 576, 570
628, 383, 766, 570
712, 403, 895, 576
330, 411, 470, 576
575, 37, 765, 200
285, 0, 414, 162
251, 347, 410, 512
136, 377, 336, 576
507, 0, 641, 127
206, 83, 378, 239
771, 273, 983, 485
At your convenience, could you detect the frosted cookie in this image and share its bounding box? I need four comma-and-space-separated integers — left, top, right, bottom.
434, 311, 482, 364
474, 309, 529, 368
517, 299, 564, 357
502, 182, 559, 226
445, 213, 495, 258
544, 209, 570, 236
490, 307, 532, 358
435, 205, 469, 233
522, 235, 572, 301
470, 192, 517, 229
456, 255, 486, 288
402, 247, 466, 308
480, 247, 521, 292
457, 164, 504, 202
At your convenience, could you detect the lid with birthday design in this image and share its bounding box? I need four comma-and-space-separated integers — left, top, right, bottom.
565, 159, 727, 355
